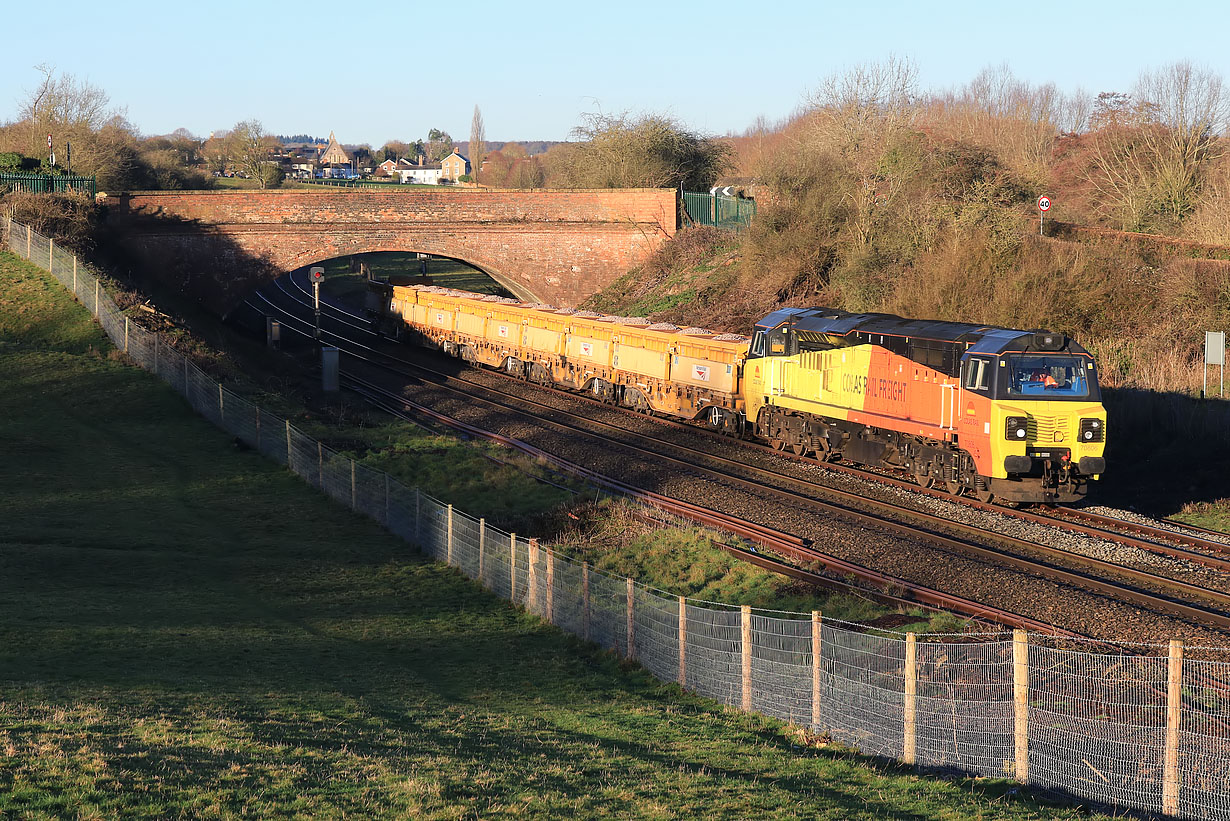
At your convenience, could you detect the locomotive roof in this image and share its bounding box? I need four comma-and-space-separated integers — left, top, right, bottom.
754, 307, 1086, 356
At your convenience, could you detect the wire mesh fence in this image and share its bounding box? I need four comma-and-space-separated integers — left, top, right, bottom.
6, 217, 1230, 820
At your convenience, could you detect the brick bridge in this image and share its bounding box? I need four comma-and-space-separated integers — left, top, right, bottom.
102, 188, 679, 314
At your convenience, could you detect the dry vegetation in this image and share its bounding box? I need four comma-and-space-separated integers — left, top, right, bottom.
590, 58, 1230, 401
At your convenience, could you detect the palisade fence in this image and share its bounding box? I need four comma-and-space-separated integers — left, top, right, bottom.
5, 216, 1230, 820
682, 190, 756, 231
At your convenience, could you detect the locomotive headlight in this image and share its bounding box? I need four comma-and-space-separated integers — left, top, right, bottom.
1079, 418, 1104, 443
1005, 416, 1029, 441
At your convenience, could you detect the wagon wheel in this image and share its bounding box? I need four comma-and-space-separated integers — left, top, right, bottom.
772, 438, 787, 451
912, 467, 934, 489
791, 441, 808, 457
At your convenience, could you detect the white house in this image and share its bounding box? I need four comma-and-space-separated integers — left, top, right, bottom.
396, 157, 443, 185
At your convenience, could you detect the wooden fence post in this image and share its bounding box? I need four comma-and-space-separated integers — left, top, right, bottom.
509, 533, 517, 601
545, 549, 554, 624
446, 504, 455, 566
26, 223, 31, 258
350, 459, 357, 510
478, 518, 486, 586
1163, 639, 1184, 816
625, 577, 634, 660
812, 611, 823, 731
49, 237, 53, 270
317, 442, 324, 488
904, 632, 918, 766
1013, 629, 1030, 784
94, 278, 99, 316
678, 596, 687, 687
72, 254, 77, 295
527, 538, 539, 613
285, 420, 292, 467
255, 407, 261, 451
218, 384, 225, 423
582, 562, 591, 642
124, 316, 129, 354
741, 605, 753, 712
415, 489, 422, 544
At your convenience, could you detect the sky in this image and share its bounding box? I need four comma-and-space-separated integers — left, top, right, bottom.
4, 0, 1230, 148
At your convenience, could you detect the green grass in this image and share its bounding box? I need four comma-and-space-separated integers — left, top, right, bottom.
548, 501, 969, 632
0, 250, 1110, 818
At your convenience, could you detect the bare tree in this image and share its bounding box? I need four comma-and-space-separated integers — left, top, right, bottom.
1135, 62, 1228, 223
469, 105, 485, 182
1085, 63, 1228, 230
226, 120, 282, 188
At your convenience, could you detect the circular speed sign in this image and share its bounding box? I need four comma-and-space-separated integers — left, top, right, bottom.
1038, 196, 1052, 212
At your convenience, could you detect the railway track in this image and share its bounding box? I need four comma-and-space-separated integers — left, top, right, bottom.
244, 273, 1230, 637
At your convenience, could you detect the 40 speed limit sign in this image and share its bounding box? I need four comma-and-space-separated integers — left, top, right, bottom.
1038, 196, 1051, 211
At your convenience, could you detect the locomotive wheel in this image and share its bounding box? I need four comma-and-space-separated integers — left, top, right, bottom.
976, 489, 995, 504
945, 480, 962, 495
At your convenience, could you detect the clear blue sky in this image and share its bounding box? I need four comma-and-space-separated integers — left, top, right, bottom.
4, 0, 1228, 147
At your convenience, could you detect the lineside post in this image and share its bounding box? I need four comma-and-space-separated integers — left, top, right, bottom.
741, 605, 753, 712
350, 459, 357, 510
678, 596, 687, 687
904, 632, 918, 766
527, 538, 539, 613
285, 420, 292, 467
545, 549, 555, 624
812, 611, 823, 731
1013, 629, 1030, 783
625, 577, 635, 660
446, 504, 454, 566
478, 518, 486, 586
582, 562, 591, 642
1163, 639, 1185, 816
509, 533, 517, 601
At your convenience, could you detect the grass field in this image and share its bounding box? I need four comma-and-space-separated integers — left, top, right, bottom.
0, 250, 1110, 818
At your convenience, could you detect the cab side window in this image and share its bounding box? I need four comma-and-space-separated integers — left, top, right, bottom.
963, 357, 991, 391
750, 331, 766, 358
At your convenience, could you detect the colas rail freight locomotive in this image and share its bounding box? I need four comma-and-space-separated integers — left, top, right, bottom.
374, 284, 1107, 505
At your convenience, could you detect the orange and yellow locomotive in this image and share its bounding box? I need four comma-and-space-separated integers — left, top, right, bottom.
383, 286, 1106, 504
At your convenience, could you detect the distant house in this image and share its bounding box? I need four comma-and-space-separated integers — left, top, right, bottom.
440, 150, 470, 182
396, 157, 443, 185
376, 159, 398, 177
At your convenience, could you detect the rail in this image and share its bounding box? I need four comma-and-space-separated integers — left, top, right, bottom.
4, 216, 1230, 821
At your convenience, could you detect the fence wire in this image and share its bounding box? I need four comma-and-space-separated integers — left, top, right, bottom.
6, 218, 1230, 820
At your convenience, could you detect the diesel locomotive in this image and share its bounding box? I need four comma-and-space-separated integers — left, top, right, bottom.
378, 284, 1107, 504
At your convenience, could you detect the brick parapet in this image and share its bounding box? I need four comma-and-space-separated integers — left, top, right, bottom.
104, 188, 677, 313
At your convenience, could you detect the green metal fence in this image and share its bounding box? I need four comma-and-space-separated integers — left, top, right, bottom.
0, 172, 96, 197
682, 190, 756, 231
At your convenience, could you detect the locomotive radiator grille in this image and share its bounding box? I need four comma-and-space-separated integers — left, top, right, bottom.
1028, 415, 1073, 443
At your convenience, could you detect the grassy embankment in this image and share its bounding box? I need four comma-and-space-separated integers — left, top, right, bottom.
0, 250, 1114, 817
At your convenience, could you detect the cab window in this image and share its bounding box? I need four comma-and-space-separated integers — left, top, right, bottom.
1004, 354, 1094, 399
750, 331, 766, 358
963, 357, 991, 391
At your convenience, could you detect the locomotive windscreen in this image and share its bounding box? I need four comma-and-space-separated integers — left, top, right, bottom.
1002, 354, 1098, 400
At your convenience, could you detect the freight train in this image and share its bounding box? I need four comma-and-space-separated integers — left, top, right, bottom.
374, 284, 1107, 504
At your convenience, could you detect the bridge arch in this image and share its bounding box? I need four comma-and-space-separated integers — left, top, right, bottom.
103, 188, 678, 314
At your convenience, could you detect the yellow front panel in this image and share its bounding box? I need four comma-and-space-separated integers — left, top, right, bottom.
993, 401, 1107, 477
